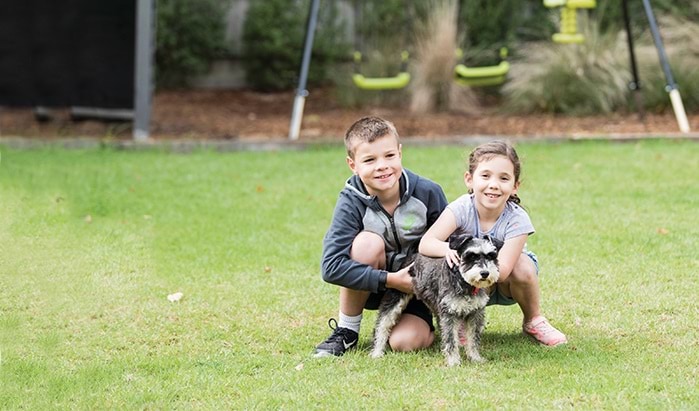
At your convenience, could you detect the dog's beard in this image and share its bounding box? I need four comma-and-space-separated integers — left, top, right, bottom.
461, 260, 500, 288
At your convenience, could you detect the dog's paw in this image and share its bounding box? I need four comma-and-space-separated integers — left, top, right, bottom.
468, 354, 486, 364
370, 349, 385, 359
445, 354, 462, 367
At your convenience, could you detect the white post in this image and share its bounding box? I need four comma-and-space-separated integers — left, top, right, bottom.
668, 89, 690, 133
289, 93, 307, 141
641, 0, 691, 133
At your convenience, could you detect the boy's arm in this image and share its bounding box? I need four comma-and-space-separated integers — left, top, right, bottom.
320, 196, 387, 293
385, 265, 414, 294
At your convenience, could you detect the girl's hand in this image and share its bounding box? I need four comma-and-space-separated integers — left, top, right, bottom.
445, 248, 460, 268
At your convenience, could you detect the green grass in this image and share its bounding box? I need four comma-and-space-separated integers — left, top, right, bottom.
1, 140, 698, 409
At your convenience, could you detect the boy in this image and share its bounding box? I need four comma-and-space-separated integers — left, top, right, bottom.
314, 116, 448, 357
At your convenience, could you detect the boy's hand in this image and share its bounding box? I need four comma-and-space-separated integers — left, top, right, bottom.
445, 248, 460, 268
386, 264, 414, 294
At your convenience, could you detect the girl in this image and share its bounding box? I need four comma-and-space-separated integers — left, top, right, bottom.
419, 141, 566, 346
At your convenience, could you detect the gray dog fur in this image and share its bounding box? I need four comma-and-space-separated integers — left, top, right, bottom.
370, 236, 502, 366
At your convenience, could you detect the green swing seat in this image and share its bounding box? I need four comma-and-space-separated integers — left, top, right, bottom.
544, 0, 597, 44
352, 51, 411, 90
454, 47, 510, 87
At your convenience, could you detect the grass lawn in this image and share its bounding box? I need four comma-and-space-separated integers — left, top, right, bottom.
1, 139, 698, 409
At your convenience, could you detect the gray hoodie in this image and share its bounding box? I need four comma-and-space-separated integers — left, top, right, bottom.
321, 169, 447, 293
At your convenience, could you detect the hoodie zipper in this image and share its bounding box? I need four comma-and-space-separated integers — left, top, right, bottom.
381, 207, 402, 270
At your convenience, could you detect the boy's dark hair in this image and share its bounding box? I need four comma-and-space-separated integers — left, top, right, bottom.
344, 116, 400, 158
468, 140, 522, 205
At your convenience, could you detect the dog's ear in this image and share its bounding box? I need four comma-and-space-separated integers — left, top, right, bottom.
449, 235, 473, 253
484, 235, 504, 251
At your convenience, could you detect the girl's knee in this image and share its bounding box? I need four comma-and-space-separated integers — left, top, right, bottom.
350, 231, 385, 266
511, 254, 538, 284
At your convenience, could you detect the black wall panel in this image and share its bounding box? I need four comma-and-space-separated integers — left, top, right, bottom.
0, 0, 135, 108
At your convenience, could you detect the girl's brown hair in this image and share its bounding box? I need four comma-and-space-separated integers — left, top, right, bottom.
468, 140, 522, 205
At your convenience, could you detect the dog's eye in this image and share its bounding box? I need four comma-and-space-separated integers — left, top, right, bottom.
488, 252, 498, 260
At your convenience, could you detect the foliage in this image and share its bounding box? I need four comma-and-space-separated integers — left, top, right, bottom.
1, 141, 699, 409
502, 12, 699, 115
458, 0, 519, 61
156, 0, 229, 88
502, 21, 630, 115
635, 15, 699, 113
596, 0, 699, 34
242, 0, 348, 91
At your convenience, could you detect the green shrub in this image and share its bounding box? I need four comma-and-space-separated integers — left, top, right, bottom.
156, 0, 229, 88
242, 0, 348, 91
502, 21, 631, 115
597, 0, 699, 34
501, 13, 699, 115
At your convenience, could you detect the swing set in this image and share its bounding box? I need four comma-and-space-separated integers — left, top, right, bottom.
544, 0, 596, 44
289, 0, 691, 139
350, 1, 412, 90
350, 0, 511, 91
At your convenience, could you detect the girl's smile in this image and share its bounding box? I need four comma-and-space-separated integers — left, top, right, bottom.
465, 155, 519, 217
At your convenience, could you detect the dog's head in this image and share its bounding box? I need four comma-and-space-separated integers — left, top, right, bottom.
449, 235, 502, 289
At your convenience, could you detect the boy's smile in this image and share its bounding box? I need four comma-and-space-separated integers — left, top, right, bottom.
347, 134, 402, 199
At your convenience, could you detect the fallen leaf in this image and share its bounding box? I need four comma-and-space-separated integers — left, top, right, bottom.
295, 363, 304, 371
657, 228, 669, 235
84, 215, 92, 223
264, 266, 272, 273
256, 185, 264, 192
167, 292, 184, 302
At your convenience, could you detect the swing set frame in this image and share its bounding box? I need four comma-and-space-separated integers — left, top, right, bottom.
289, 0, 691, 139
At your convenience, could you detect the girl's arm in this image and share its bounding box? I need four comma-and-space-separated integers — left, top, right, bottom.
496, 234, 529, 281
419, 208, 460, 267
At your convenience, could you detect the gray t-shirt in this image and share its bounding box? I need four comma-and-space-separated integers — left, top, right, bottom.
447, 194, 534, 242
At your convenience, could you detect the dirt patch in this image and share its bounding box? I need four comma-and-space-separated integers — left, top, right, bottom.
1, 88, 697, 141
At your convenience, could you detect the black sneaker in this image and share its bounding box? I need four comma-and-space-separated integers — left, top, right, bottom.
313, 318, 359, 357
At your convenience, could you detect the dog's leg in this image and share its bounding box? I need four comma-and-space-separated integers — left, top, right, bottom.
437, 313, 461, 367
370, 291, 412, 358
462, 308, 486, 363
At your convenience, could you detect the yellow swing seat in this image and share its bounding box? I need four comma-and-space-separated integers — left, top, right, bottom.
454, 47, 510, 87
544, 0, 596, 44
352, 51, 411, 90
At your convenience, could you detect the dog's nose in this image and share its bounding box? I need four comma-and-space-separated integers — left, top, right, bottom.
480, 271, 489, 279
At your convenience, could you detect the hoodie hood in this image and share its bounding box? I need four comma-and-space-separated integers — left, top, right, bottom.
343, 169, 417, 208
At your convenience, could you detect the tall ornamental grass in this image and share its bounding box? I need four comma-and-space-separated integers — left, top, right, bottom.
410, 0, 479, 114
502, 15, 699, 114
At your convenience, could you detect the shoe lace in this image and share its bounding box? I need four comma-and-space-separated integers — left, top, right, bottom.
530, 318, 557, 336
322, 318, 353, 343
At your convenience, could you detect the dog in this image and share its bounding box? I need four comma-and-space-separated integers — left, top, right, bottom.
370, 236, 502, 366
